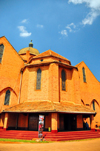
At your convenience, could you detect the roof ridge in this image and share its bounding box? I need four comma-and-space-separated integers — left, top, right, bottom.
28, 49, 71, 64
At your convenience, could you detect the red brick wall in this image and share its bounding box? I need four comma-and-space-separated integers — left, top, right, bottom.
59, 67, 81, 104
77, 61, 100, 127
76, 61, 100, 105
0, 37, 24, 109
49, 63, 59, 102
20, 65, 49, 102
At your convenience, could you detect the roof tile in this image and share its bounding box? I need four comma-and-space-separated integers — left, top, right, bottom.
3, 101, 95, 114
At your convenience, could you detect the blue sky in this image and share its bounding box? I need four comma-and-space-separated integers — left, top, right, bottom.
0, 0, 100, 81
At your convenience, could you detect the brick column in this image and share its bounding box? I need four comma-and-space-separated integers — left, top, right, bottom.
3, 113, 9, 130
72, 68, 81, 104
51, 113, 58, 133
49, 63, 59, 102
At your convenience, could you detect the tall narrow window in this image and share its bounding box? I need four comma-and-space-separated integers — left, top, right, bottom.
93, 101, 95, 111
0, 44, 4, 63
4, 90, 10, 105
36, 68, 41, 90
61, 69, 66, 91
82, 67, 86, 82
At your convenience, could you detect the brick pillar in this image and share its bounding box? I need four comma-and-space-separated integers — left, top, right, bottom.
90, 115, 95, 129
49, 63, 59, 102
3, 113, 9, 130
72, 68, 81, 104
51, 113, 58, 133
0, 114, 4, 129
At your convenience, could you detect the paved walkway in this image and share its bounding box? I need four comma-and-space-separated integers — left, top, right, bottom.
0, 138, 100, 151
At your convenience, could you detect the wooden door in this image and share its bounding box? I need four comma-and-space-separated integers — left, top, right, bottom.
29, 114, 38, 131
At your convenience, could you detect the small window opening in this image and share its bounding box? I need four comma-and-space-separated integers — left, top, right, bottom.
4, 90, 10, 105
61, 69, 66, 91
0, 44, 4, 63
36, 68, 41, 90
82, 67, 86, 82
93, 101, 95, 111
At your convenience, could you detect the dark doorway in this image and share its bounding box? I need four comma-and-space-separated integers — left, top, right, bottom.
64, 114, 76, 131
28, 114, 39, 131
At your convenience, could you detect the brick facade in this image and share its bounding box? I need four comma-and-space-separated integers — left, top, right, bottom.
0, 36, 100, 133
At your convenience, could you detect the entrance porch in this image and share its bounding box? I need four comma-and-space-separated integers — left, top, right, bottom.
0, 112, 95, 132
1, 101, 96, 132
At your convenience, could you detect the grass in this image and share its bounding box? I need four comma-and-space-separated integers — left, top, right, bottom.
0, 137, 100, 143
0, 138, 50, 143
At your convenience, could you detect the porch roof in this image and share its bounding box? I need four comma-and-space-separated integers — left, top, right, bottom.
2, 101, 96, 115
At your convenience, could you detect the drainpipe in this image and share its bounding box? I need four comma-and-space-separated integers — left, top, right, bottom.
18, 70, 23, 104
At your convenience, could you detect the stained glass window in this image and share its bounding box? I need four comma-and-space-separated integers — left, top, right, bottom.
36, 69, 41, 90
0, 44, 4, 63
82, 67, 86, 82
4, 90, 10, 105
61, 69, 66, 91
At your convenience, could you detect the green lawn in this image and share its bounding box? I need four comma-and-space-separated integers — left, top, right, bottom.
0, 138, 49, 143
0, 138, 99, 143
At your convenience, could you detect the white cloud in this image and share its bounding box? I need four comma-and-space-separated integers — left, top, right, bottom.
59, 23, 76, 37
68, 0, 100, 9
82, 10, 99, 25
66, 23, 76, 32
68, 0, 100, 25
37, 24, 44, 28
60, 30, 68, 36
21, 19, 28, 23
18, 26, 31, 37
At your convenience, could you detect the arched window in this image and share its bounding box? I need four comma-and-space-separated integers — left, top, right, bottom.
82, 67, 86, 82
92, 101, 95, 111
0, 44, 4, 63
4, 90, 10, 105
36, 68, 41, 90
61, 69, 66, 91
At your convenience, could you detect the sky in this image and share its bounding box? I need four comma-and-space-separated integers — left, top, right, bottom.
0, 0, 100, 81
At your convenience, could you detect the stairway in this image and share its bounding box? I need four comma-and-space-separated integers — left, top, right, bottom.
44, 130, 100, 141
0, 130, 100, 141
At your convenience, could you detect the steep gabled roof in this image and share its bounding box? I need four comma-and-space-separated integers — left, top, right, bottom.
75, 61, 84, 67
28, 50, 71, 64
0, 36, 24, 62
76, 61, 100, 83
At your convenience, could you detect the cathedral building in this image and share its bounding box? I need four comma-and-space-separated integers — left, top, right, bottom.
0, 36, 100, 133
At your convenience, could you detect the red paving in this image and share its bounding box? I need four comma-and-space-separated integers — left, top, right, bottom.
0, 129, 100, 141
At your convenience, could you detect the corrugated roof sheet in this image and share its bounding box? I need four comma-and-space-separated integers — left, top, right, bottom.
3, 101, 95, 114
